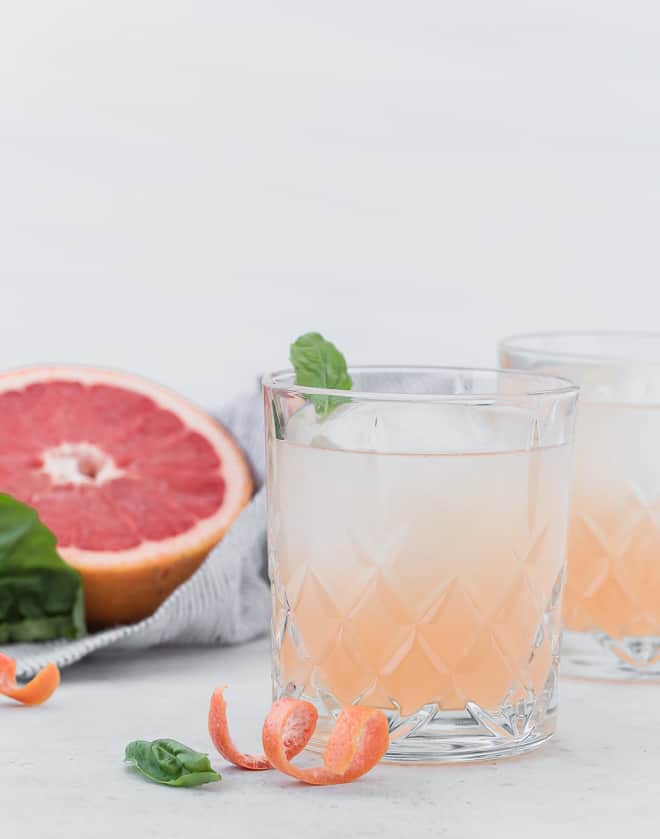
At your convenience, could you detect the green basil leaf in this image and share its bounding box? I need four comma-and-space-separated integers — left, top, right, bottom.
0, 612, 83, 643
0, 494, 86, 641
0, 583, 12, 620
124, 739, 221, 788
289, 332, 352, 417
271, 398, 284, 441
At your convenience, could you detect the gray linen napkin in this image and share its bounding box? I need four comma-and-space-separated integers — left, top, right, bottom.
1, 390, 270, 678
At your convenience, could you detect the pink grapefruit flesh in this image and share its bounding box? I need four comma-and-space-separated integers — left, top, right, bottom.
0, 366, 253, 628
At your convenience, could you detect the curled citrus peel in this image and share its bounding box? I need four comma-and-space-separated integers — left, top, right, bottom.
0, 654, 60, 705
208, 686, 316, 770
263, 701, 390, 785
209, 686, 389, 785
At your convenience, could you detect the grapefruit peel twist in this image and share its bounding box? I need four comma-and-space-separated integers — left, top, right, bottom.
208, 686, 390, 786
0, 654, 60, 705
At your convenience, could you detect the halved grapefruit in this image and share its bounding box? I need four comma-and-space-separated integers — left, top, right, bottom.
0, 366, 253, 629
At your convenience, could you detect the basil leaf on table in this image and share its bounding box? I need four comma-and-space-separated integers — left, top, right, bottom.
125, 739, 221, 787
0, 494, 85, 642
289, 332, 352, 417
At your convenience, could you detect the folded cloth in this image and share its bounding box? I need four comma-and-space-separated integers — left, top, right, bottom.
2, 390, 270, 679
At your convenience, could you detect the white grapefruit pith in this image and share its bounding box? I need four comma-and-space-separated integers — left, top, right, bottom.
0, 366, 253, 628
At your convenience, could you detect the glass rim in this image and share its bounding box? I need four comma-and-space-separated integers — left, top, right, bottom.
262, 365, 578, 403
500, 331, 660, 366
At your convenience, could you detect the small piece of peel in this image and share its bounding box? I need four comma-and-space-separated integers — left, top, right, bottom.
208, 686, 389, 786
0, 654, 60, 705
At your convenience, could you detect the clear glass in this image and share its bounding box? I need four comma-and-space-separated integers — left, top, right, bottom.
500, 333, 660, 680
263, 367, 577, 762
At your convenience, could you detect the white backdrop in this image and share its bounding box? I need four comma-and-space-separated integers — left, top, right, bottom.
2, 1, 659, 408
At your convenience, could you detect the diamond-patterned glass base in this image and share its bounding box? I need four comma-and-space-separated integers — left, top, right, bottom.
271, 563, 563, 762
562, 630, 660, 681
307, 704, 557, 763
275, 665, 559, 763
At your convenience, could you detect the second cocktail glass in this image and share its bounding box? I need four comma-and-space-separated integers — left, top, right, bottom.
501, 333, 660, 679
263, 367, 577, 761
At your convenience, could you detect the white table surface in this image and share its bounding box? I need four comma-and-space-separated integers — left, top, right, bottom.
3, 637, 656, 838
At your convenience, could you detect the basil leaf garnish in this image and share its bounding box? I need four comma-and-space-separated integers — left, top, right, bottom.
289, 332, 352, 417
0, 494, 85, 642
125, 739, 221, 787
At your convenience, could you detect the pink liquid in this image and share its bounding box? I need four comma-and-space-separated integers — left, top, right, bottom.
563, 402, 660, 638
271, 440, 571, 716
